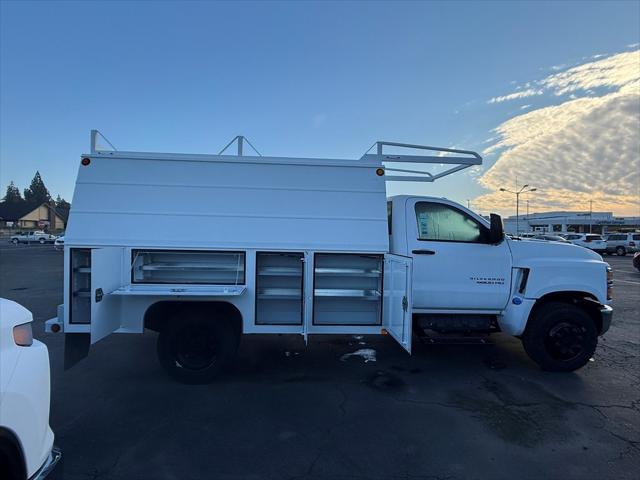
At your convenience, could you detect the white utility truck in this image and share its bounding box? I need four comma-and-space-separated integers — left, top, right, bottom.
47, 132, 613, 383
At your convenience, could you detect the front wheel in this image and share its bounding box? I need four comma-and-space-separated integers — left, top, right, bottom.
522, 301, 597, 372
39, 238, 46, 244
11, 238, 18, 244
157, 314, 239, 384
616, 246, 626, 256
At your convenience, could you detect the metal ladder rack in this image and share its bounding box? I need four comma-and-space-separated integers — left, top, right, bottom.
89, 131, 482, 183
361, 141, 482, 182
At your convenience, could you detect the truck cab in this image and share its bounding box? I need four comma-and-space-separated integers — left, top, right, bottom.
389, 195, 612, 371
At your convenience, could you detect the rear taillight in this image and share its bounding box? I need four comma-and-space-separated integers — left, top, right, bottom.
607, 266, 613, 301
13, 322, 33, 346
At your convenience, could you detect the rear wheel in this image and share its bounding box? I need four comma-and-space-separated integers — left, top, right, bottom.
616, 246, 626, 256
39, 238, 46, 244
11, 238, 18, 244
522, 301, 597, 372
157, 314, 239, 384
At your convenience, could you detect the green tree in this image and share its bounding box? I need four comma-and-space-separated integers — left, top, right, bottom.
23, 171, 51, 207
55, 194, 71, 210
3, 181, 24, 204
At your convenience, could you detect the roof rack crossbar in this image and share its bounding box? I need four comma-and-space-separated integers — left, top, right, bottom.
362, 141, 482, 183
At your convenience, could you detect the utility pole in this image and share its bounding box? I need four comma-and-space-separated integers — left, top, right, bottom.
589, 200, 593, 233
500, 185, 537, 235
467, 199, 471, 209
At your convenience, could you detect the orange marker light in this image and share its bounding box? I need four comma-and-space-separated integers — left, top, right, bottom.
376, 168, 385, 176
81, 157, 91, 166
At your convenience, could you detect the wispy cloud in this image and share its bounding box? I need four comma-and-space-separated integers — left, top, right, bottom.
487, 88, 543, 104
475, 50, 640, 216
488, 50, 639, 102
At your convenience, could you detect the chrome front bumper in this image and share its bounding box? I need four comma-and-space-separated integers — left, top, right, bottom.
31, 447, 62, 480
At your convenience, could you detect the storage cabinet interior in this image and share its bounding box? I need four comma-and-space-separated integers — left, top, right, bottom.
70, 249, 91, 324
313, 254, 383, 325
132, 250, 245, 285
256, 252, 303, 325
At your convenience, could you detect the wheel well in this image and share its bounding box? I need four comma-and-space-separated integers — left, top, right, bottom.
0, 428, 27, 480
144, 301, 243, 338
529, 291, 603, 334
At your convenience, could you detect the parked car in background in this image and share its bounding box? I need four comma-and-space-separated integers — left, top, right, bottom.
53, 235, 64, 251
605, 232, 640, 256
633, 252, 640, 272
9, 231, 57, 245
564, 233, 608, 254
531, 234, 570, 242
0, 298, 61, 480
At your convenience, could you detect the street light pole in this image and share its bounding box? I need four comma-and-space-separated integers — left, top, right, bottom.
500, 185, 537, 235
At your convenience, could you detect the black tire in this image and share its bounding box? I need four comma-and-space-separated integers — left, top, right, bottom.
157, 314, 239, 384
616, 246, 626, 256
11, 238, 18, 244
39, 238, 46, 244
522, 301, 597, 372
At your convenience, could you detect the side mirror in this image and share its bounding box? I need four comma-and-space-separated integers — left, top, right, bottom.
489, 213, 504, 244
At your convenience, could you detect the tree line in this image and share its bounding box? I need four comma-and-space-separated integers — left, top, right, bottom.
2, 171, 70, 210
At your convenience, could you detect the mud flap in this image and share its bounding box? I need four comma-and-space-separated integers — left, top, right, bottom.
64, 333, 90, 370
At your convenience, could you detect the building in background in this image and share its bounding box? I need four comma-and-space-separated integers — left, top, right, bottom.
0, 202, 69, 231
503, 211, 640, 235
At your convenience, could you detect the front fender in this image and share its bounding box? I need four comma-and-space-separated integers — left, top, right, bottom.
519, 259, 608, 304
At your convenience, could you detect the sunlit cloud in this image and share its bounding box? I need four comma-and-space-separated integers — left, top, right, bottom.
487, 88, 543, 104
475, 50, 640, 216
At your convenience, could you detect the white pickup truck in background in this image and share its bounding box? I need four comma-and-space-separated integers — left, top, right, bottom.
10, 231, 57, 245
47, 134, 613, 383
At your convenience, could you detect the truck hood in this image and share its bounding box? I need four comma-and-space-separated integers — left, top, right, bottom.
507, 238, 603, 265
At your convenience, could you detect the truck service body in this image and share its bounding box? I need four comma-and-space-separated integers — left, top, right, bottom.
48, 133, 613, 383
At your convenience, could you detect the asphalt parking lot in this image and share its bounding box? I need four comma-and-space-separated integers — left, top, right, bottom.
1, 243, 639, 480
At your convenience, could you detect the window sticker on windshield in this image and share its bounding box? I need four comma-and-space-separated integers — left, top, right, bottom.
418, 212, 429, 236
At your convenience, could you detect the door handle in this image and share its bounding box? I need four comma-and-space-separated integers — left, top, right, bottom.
412, 249, 436, 255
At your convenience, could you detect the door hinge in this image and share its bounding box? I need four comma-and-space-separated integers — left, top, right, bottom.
402, 295, 408, 312
95, 288, 104, 303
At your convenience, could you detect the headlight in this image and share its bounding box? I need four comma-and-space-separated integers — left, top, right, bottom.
13, 322, 33, 346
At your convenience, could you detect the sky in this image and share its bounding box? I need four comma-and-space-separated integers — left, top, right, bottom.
1, 1, 639, 216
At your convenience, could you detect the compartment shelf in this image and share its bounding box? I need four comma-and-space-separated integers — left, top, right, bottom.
313, 253, 384, 326
255, 252, 304, 325
257, 267, 302, 277
139, 263, 241, 271
258, 288, 302, 297
314, 288, 381, 299
315, 268, 381, 277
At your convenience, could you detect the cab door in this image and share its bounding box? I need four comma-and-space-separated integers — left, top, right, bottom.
90, 247, 124, 344
383, 254, 413, 353
406, 198, 511, 312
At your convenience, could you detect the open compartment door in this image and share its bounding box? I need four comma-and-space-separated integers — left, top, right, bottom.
383, 254, 413, 353
90, 247, 124, 344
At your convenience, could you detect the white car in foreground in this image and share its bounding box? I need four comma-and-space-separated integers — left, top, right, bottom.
0, 299, 60, 480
